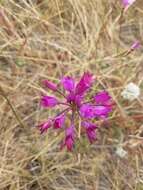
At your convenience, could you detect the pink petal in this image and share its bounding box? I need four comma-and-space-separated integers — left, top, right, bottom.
53, 114, 65, 129
86, 129, 96, 143
37, 120, 52, 134
82, 121, 97, 143
42, 80, 57, 91
93, 105, 111, 117
79, 104, 96, 119
93, 91, 112, 105
80, 104, 112, 119
63, 125, 75, 151
75, 72, 94, 95
41, 95, 58, 107
66, 124, 75, 137
82, 121, 97, 130
61, 76, 75, 92
65, 137, 74, 151
67, 92, 83, 107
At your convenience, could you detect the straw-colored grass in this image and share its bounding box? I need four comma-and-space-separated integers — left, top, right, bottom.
0, 0, 143, 189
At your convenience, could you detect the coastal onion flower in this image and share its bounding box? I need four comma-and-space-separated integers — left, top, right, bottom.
82, 121, 97, 143
93, 91, 112, 105
53, 114, 65, 129
37, 72, 113, 151
75, 72, 94, 95
62, 124, 75, 151
38, 119, 52, 134
61, 76, 75, 92
41, 95, 58, 107
121, 82, 140, 101
43, 80, 57, 91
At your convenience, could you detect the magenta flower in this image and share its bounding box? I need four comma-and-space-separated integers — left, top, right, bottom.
62, 125, 75, 151
79, 104, 111, 119
82, 121, 97, 143
93, 105, 112, 118
53, 114, 65, 129
37, 72, 113, 151
75, 72, 94, 95
67, 92, 83, 107
93, 91, 111, 105
61, 76, 75, 92
41, 95, 58, 107
43, 80, 57, 91
79, 104, 96, 119
38, 120, 52, 134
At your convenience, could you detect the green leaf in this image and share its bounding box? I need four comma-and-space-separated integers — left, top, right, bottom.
15, 58, 25, 67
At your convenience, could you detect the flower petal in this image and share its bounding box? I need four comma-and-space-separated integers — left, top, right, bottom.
42, 80, 57, 91
82, 121, 97, 143
93, 91, 111, 105
63, 125, 75, 151
37, 120, 52, 134
53, 114, 65, 129
93, 105, 111, 118
75, 72, 94, 95
41, 95, 58, 107
82, 121, 97, 130
65, 137, 74, 151
79, 104, 96, 119
80, 104, 111, 119
66, 124, 75, 137
67, 92, 83, 107
61, 76, 75, 92
86, 129, 96, 143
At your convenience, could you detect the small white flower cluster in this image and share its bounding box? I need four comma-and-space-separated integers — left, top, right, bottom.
121, 82, 140, 101
115, 146, 127, 158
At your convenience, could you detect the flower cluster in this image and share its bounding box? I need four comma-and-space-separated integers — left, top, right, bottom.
121, 82, 140, 101
37, 72, 113, 151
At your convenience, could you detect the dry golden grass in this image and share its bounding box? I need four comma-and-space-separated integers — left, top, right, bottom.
0, 0, 143, 189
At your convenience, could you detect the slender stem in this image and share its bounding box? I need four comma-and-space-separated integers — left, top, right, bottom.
56, 89, 67, 99
77, 153, 81, 164
77, 109, 91, 124
54, 107, 71, 118
0, 86, 27, 129
78, 117, 81, 139
58, 102, 70, 106
71, 109, 75, 123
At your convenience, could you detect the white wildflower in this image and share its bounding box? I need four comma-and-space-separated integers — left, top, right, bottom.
121, 82, 140, 101
115, 146, 127, 158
